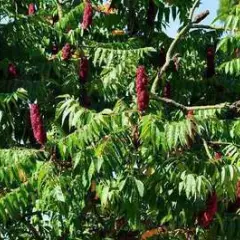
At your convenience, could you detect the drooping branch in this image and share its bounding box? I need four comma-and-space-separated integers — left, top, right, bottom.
151, 0, 201, 94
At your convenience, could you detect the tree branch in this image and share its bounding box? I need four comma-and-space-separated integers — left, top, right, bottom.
208, 141, 240, 148
56, 0, 63, 20
150, 93, 232, 112
151, 0, 200, 94
22, 219, 42, 240
191, 24, 225, 31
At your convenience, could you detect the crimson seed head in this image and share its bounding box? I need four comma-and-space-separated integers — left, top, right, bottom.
29, 104, 46, 145
79, 57, 89, 84
197, 191, 217, 228
214, 152, 222, 160
136, 66, 148, 92
137, 90, 149, 112
136, 66, 149, 112
28, 3, 36, 15
82, 1, 93, 29
62, 43, 72, 61
8, 63, 17, 78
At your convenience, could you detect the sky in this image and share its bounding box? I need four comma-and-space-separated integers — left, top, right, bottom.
167, 0, 219, 37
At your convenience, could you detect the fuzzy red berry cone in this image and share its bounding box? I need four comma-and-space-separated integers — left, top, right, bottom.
28, 3, 36, 15
163, 82, 171, 98
206, 47, 215, 78
8, 63, 17, 78
214, 152, 222, 160
138, 90, 149, 112
62, 43, 72, 61
136, 66, 148, 92
82, 1, 93, 30
79, 57, 89, 84
136, 66, 149, 112
29, 104, 47, 145
197, 191, 217, 228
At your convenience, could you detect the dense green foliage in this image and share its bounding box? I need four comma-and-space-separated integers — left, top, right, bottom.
1, 0, 240, 239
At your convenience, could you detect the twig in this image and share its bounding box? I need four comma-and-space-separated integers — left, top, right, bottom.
141, 226, 195, 240
56, 0, 63, 20
22, 219, 42, 240
150, 94, 187, 111
191, 24, 225, 31
208, 141, 240, 148
151, 0, 200, 94
150, 93, 230, 112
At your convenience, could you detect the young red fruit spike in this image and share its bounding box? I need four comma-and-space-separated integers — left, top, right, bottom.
206, 47, 215, 78
197, 191, 217, 228
82, 1, 93, 30
79, 57, 89, 84
214, 152, 222, 160
28, 3, 36, 15
29, 104, 47, 145
136, 66, 149, 112
62, 43, 72, 61
138, 90, 149, 112
8, 63, 17, 78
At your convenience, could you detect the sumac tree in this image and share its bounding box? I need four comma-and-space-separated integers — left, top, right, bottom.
0, 0, 240, 239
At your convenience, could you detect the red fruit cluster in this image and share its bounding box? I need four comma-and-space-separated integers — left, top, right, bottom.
146, 0, 158, 26
136, 66, 149, 112
163, 82, 171, 98
214, 152, 222, 160
28, 3, 36, 15
30, 104, 47, 145
197, 191, 217, 228
82, 1, 93, 30
206, 47, 215, 78
62, 43, 72, 61
79, 57, 89, 84
8, 63, 17, 78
